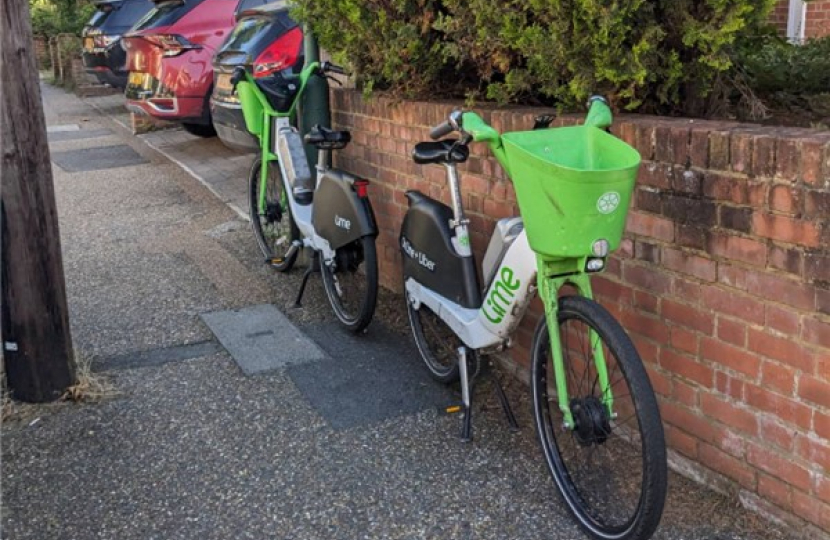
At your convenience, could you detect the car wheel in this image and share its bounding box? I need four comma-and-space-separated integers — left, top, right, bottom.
181, 122, 217, 138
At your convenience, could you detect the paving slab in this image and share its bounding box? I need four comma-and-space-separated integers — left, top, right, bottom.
99, 340, 224, 371
201, 304, 327, 375
288, 321, 456, 430
48, 127, 112, 142
46, 123, 80, 132
51, 144, 148, 172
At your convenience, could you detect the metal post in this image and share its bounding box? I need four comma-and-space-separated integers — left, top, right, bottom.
300, 27, 330, 171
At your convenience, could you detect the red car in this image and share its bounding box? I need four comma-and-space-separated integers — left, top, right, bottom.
122, 0, 266, 136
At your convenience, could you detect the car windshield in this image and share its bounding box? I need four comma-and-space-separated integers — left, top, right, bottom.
86, 5, 116, 27
107, 0, 152, 27
223, 16, 272, 51
130, 0, 202, 32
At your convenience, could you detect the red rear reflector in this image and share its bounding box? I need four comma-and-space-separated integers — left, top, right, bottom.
354, 179, 369, 198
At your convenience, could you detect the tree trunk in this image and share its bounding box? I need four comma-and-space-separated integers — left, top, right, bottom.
1, 0, 76, 402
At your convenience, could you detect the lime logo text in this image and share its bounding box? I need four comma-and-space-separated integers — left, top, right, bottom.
482, 266, 521, 323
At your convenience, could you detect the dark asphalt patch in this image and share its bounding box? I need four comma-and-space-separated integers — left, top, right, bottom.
201, 304, 327, 375
51, 144, 148, 172
287, 322, 456, 430
48, 128, 113, 143
97, 340, 223, 371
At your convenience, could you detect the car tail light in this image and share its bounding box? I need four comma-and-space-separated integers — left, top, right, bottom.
143, 34, 200, 57
253, 27, 302, 79
93, 35, 118, 48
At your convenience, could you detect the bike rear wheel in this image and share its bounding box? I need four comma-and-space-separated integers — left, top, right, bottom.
248, 158, 299, 272
320, 236, 378, 333
531, 295, 666, 540
404, 273, 481, 384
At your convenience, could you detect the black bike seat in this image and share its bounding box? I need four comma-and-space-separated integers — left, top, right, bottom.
304, 125, 351, 149
412, 139, 469, 165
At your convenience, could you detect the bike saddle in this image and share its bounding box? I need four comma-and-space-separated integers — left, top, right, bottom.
412, 139, 469, 165
304, 125, 351, 150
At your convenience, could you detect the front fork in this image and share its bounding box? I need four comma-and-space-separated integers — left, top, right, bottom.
258, 110, 276, 215
536, 257, 614, 429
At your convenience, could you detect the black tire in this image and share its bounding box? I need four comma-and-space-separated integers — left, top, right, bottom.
248, 158, 299, 272
320, 236, 378, 333
404, 271, 480, 384
181, 122, 217, 138
531, 295, 666, 540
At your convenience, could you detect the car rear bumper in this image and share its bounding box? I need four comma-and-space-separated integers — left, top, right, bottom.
210, 98, 258, 151
125, 71, 206, 122
83, 64, 128, 88
126, 96, 205, 122
81, 46, 127, 86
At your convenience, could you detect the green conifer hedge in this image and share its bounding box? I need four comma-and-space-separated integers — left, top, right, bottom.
293, 0, 775, 114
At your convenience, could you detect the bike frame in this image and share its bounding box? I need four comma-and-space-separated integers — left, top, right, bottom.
405, 107, 617, 428
244, 62, 338, 260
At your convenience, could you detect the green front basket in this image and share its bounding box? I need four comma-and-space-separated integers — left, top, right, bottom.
502, 126, 641, 260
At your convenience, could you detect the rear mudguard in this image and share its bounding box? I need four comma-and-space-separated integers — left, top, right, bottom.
311, 169, 377, 250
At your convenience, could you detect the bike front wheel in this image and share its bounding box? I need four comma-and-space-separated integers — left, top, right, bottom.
248, 158, 299, 272
531, 295, 666, 540
320, 236, 378, 333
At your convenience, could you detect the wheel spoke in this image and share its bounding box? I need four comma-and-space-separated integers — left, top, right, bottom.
533, 297, 666, 537
249, 159, 296, 272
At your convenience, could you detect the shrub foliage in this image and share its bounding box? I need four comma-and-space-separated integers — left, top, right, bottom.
293, 0, 775, 114
735, 34, 830, 121
30, 0, 95, 38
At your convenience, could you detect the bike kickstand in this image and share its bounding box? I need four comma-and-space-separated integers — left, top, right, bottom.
492, 371, 519, 432
458, 347, 474, 442
293, 251, 319, 308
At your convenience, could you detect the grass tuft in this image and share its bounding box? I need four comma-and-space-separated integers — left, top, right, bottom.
1, 351, 117, 425
62, 351, 118, 403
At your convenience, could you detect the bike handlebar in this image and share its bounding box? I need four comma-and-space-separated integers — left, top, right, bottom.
230, 61, 348, 94
230, 65, 246, 88
430, 109, 463, 140
430, 120, 454, 140
321, 61, 346, 76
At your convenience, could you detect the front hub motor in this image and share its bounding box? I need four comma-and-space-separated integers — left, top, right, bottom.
569, 396, 611, 446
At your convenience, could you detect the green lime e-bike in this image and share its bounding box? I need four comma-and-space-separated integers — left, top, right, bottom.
231, 61, 378, 333
400, 98, 667, 540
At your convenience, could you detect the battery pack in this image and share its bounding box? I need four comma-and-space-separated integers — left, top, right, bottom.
274, 125, 313, 198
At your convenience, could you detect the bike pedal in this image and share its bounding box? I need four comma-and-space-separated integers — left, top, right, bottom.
444, 405, 463, 415
266, 257, 284, 266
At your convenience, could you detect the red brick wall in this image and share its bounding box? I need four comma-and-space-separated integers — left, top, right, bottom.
33, 37, 49, 70
330, 89, 830, 534
770, 0, 830, 39
806, 0, 830, 38
770, 0, 791, 35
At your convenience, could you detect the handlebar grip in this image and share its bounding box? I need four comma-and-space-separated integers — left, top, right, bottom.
326, 63, 346, 75
430, 120, 454, 140
230, 66, 246, 88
